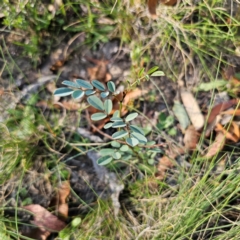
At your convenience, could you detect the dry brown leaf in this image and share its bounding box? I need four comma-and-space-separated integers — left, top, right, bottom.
23, 204, 66, 234
204, 132, 225, 158
205, 115, 221, 137
215, 123, 239, 142
122, 89, 147, 105
184, 125, 200, 150
121, 89, 148, 115
231, 121, 240, 139
221, 109, 240, 116
207, 99, 238, 124
156, 153, 175, 180
180, 89, 205, 130
111, 89, 147, 116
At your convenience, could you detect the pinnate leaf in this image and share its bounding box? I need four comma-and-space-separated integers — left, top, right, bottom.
131, 132, 147, 143
120, 145, 129, 151
112, 121, 126, 128
101, 91, 109, 98
125, 112, 138, 122
97, 155, 113, 165
72, 90, 84, 99
87, 96, 104, 111
147, 66, 159, 75
111, 141, 121, 148
85, 90, 96, 96
126, 137, 139, 147
147, 148, 163, 153
107, 81, 116, 92
146, 141, 156, 146
130, 125, 145, 135
92, 80, 105, 91
62, 80, 79, 88
150, 71, 165, 77
76, 79, 93, 89
112, 130, 128, 139
122, 154, 132, 161
104, 122, 113, 129
110, 116, 123, 122
113, 110, 120, 117
100, 148, 115, 156
91, 112, 107, 121
54, 88, 74, 97
104, 99, 113, 114
112, 152, 121, 159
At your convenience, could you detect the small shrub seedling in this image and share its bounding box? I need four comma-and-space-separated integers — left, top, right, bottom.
54, 67, 164, 166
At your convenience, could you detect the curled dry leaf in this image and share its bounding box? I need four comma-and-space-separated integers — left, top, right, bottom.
180, 89, 205, 130
184, 125, 200, 150
156, 153, 175, 180
204, 132, 226, 158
